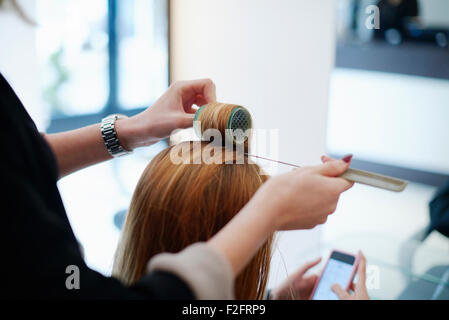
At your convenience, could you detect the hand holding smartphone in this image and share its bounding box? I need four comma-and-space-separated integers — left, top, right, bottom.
310, 250, 360, 300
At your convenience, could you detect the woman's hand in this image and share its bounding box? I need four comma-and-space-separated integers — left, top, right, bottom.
208, 158, 354, 276
256, 159, 354, 231
270, 258, 321, 300
116, 79, 216, 150
331, 251, 370, 300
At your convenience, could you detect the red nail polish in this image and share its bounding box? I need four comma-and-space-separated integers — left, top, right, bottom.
342, 154, 353, 163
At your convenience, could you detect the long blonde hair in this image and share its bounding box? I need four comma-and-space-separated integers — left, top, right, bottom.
113, 141, 273, 299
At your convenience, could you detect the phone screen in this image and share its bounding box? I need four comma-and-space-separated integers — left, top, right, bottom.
312, 251, 356, 300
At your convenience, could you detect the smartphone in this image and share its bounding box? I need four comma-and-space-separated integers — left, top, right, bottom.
310, 250, 359, 300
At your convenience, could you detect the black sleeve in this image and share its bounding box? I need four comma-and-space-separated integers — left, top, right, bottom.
0, 72, 194, 299
0, 164, 194, 299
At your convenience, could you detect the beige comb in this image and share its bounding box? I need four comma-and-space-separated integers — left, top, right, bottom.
340, 168, 407, 192
245, 153, 408, 192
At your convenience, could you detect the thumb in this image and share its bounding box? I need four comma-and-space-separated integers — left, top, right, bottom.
320, 155, 335, 163
301, 274, 318, 290
314, 160, 350, 177
177, 113, 195, 129
331, 283, 350, 300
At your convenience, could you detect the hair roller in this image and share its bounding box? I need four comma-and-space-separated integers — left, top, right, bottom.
193, 102, 252, 148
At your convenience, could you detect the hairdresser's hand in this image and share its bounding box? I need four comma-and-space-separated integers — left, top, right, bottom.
115, 79, 216, 150
331, 251, 370, 300
321, 154, 353, 164
253, 158, 353, 231
208, 157, 353, 277
270, 258, 321, 300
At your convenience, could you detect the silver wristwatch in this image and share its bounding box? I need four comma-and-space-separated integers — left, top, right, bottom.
100, 114, 132, 157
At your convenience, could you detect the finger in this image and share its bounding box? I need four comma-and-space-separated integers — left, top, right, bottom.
180, 79, 216, 103
313, 160, 350, 177
341, 154, 353, 163
290, 257, 322, 279
299, 275, 318, 297
298, 257, 322, 275
321, 155, 333, 163
334, 177, 355, 192
321, 154, 352, 164
193, 94, 208, 109
356, 251, 367, 290
322, 176, 354, 193
349, 282, 355, 292
183, 93, 208, 114
177, 113, 195, 129
331, 283, 351, 300
302, 274, 318, 289
183, 96, 198, 113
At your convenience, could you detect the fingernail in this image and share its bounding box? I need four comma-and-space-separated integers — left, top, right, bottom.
342, 154, 353, 163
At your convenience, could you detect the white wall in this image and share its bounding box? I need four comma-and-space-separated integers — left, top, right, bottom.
171, 0, 335, 168
419, 0, 449, 27
327, 68, 449, 175
0, 0, 47, 129
170, 0, 335, 287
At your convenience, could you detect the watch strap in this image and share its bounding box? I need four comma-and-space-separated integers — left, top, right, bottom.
101, 114, 132, 157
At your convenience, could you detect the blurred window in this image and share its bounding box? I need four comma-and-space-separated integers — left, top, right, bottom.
36, 0, 169, 131
35, 0, 169, 274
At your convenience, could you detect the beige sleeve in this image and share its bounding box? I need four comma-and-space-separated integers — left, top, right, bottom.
147, 242, 235, 300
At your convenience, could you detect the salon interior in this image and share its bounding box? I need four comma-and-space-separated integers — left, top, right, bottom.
1, 0, 448, 300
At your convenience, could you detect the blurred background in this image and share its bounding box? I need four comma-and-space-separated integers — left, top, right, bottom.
1, 0, 448, 299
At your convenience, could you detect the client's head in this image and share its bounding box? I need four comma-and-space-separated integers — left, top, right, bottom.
113, 141, 273, 299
